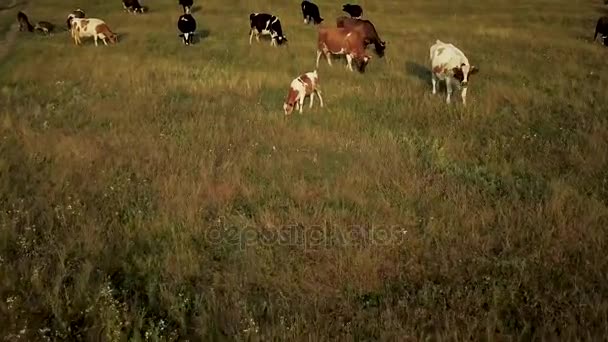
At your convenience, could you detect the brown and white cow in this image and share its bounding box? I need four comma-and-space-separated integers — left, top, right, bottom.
336, 16, 386, 57
283, 70, 324, 115
70, 18, 118, 46
430, 40, 479, 106
316, 27, 371, 72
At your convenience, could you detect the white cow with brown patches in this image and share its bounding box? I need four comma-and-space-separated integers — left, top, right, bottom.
283, 70, 324, 115
70, 18, 117, 46
430, 40, 479, 106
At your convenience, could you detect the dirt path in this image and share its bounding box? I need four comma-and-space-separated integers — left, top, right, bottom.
0, 0, 24, 63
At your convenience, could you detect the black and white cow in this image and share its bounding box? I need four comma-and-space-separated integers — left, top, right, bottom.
177, 13, 196, 45
179, 0, 193, 14
122, 0, 146, 14
66, 9, 85, 30
249, 13, 287, 46
301, 1, 323, 25
342, 3, 363, 19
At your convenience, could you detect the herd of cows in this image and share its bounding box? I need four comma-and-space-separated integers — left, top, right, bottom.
11, 0, 608, 114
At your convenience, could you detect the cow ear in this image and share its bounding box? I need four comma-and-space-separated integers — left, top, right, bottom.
470, 66, 479, 75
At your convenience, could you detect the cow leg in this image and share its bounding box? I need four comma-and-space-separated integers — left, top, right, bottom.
325, 51, 332, 66
94, 35, 99, 46
445, 78, 452, 104
309, 92, 315, 108
316, 89, 324, 108
249, 30, 254, 45
316, 50, 323, 68
299, 95, 305, 114
461, 87, 468, 107
346, 54, 354, 71
431, 74, 438, 95
102, 36, 109, 46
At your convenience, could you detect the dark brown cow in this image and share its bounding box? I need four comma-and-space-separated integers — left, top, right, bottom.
336, 16, 386, 57
316, 27, 371, 73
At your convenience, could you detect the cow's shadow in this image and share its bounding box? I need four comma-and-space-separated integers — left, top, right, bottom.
193, 29, 210, 44
190, 5, 202, 13
406, 61, 431, 86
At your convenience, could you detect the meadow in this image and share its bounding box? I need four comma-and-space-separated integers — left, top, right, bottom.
1, 0, 608, 340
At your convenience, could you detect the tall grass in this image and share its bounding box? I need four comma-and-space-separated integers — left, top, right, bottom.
1, 0, 607, 339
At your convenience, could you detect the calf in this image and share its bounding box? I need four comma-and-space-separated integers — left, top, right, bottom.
177, 14, 196, 45
17, 11, 34, 32
283, 70, 324, 115
337, 16, 386, 57
342, 4, 363, 19
122, 0, 146, 14
34, 21, 55, 35
593, 16, 608, 46
430, 40, 479, 106
179, 0, 193, 14
66, 9, 86, 30
301, 1, 323, 25
70, 18, 118, 46
249, 13, 287, 46
316, 27, 371, 72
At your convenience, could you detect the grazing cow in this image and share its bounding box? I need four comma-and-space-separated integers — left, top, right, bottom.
316, 27, 371, 72
342, 4, 363, 19
301, 1, 323, 25
70, 18, 118, 46
35, 21, 55, 35
66, 9, 86, 30
249, 13, 287, 46
179, 0, 193, 14
593, 16, 608, 46
430, 40, 479, 106
177, 14, 196, 45
283, 70, 324, 115
122, 0, 147, 14
17, 11, 34, 32
336, 16, 386, 57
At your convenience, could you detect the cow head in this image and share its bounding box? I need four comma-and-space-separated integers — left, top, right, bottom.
374, 40, 386, 57
108, 32, 118, 44
453, 63, 479, 86
283, 102, 295, 115
276, 35, 288, 45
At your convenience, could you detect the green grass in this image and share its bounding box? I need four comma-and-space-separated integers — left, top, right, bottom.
1, 0, 608, 339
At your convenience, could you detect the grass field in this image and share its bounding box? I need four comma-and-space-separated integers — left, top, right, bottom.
1, 0, 608, 339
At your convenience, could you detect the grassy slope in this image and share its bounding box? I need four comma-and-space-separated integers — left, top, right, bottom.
1, 0, 608, 339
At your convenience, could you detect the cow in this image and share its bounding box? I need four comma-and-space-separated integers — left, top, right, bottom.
249, 13, 287, 46
70, 18, 118, 46
66, 9, 86, 30
316, 27, 371, 73
430, 40, 479, 106
179, 0, 193, 14
17, 11, 34, 32
122, 0, 147, 14
336, 16, 386, 57
342, 4, 363, 19
301, 1, 323, 25
177, 14, 196, 45
34, 21, 55, 35
593, 16, 608, 46
283, 70, 324, 115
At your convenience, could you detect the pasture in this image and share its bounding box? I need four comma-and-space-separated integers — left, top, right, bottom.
1, 0, 608, 339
